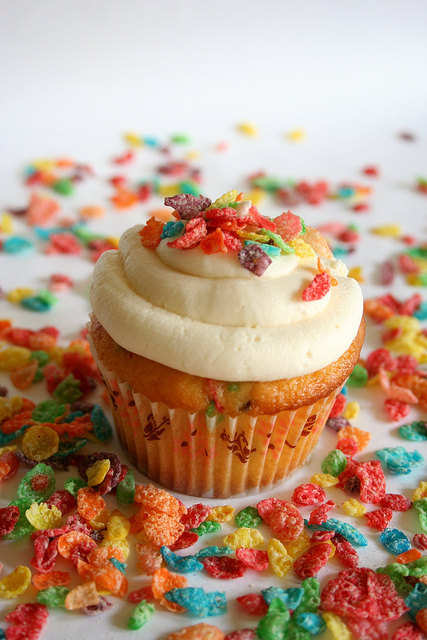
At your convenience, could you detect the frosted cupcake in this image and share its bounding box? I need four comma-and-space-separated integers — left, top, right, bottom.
89, 191, 364, 498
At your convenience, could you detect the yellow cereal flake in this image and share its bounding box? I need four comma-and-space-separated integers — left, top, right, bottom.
104, 510, 131, 541
99, 538, 130, 560
6, 287, 35, 304
236, 230, 270, 242
311, 473, 339, 488
236, 122, 258, 137
267, 538, 292, 578
286, 128, 306, 142
0, 346, 31, 371
384, 315, 421, 332
89, 508, 111, 531
47, 345, 65, 365
246, 188, 264, 206
33, 158, 56, 171
0, 212, 13, 234
413, 481, 427, 501
10, 396, 24, 414
343, 401, 360, 420
22, 424, 60, 462
157, 183, 181, 197
223, 527, 264, 550
0, 566, 32, 598
286, 531, 311, 558
124, 132, 144, 147
342, 498, 367, 517
0, 444, 17, 456
0, 397, 14, 422
209, 190, 239, 209
323, 611, 353, 640
207, 505, 235, 523
348, 267, 364, 283
65, 581, 100, 610
337, 426, 371, 452
287, 237, 316, 257
26, 502, 63, 530
371, 224, 401, 237
86, 459, 111, 487
185, 150, 200, 161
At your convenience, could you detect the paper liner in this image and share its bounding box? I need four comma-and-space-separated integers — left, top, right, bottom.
88, 330, 343, 498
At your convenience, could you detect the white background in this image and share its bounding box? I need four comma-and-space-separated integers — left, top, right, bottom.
1, 2, 427, 639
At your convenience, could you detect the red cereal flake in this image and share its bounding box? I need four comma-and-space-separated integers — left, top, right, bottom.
365, 348, 397, 377
180, 503, 212, 531
222, 231, 243, 252
400, 293, 422, 316
395, 354, 419, 374
302, 272, 331, 301
236, 593, 269, 617
336, 437, 359, 457
139, 217, 164, 248
1, 411, 35, 434
0, 505, 20, 536
292, 483, 326, 506
170, 531, 199, 552
380, 260, 395, 285
384, 398, 410, 422
310, 530, 335, 544
5, 602, 48, 640
321, 567, 408, 621
257, 498, 304, 541
201, 556, 247, 579
356, 460, 386, 504
329, 393, 346, 418
31, 535, 59, 574
0, 451, 20, 480
293, 542, 331, 579
248, 205, 276, 232
346, 618, 389, 640
46, 232, 82, 255
379, 494, 412, 511
363, 165, 380, 177
4, 327, 34, 347
224, 630, 256, 640
168, 217, 207, 249
128, 585, 156, 604
413, 533, 427, 550
333, 532, 359, 568
365, 508, 393, 531
364, 298, 395, 323
274, 210, 303, 242
392, 621, 424, 640
398, 254, 421, 274
308, 500, 336, 525
235, 548, 269, 571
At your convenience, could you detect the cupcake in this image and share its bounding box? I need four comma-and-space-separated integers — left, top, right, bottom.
89, 191, 364, 498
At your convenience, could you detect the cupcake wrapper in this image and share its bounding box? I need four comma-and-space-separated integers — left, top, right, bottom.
88, 329, 342, 498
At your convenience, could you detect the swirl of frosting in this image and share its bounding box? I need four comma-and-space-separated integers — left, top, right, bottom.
90, 224, 363, 381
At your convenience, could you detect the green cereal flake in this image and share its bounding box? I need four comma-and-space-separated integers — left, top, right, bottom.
4, 498, 35, 540
406, 555, 427, 577
235, 506, 262, 528
91, 404, 113, 441
116, 469, 136, 505
206, 401, 217, 418
37, 586, 70, 608
52, 178, 74, 195
346, 363, 369, 387
293, 578, 320, 616
64, 476, 87, 497
127, 600, 155, 630
413, 498, 427, 532
30, 350, 50, 367
227, 383, 240, 392
191, 521, 221, 536
53, 438, 88, 458
321, 449, 347, 476
17, 463, 56, 503
257, 598, 291, 640
53, 374, 82, 403
32, 399, 67, 423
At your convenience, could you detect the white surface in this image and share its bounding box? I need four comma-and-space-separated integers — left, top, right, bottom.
1, 2, 427, 638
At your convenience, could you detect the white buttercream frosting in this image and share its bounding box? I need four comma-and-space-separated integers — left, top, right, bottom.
90, 224, 363, 381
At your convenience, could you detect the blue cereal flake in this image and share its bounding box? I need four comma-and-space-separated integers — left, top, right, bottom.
414, 301, 427, 320
399, 421, 427, 441
244, 240, 282, 256
261, 587, 304, 609
3, 236, 34, 253
375, 446, 424, 475
160, 547, 204, 573
91, 404, 113, 441
304, 518, 368, 547
195, 546, 233, 558
21, 295, 53, 312
0, 424, 32, 447
380, 528, 411, 555
161, 220, 185, 239
405, 582, 427, 618
164, 587, 227, 617
109, 558, 127, 574
294, 612, 326, 635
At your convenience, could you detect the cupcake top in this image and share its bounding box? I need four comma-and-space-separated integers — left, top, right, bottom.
90, 191, 363, 382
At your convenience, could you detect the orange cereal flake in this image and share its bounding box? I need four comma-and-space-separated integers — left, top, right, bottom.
337, 425, 372, 451
32, 571, 71, 591
77, 486, 107, 520
139, 217, 164, 248
151, 568, 188, 612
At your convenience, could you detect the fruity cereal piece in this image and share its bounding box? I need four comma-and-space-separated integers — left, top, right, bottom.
164, 586, 227, 617
151, 567, 188, 612
223, 527, 264, 550
337, 425, 372, 451
32, 571, 71, 591
139, 217, 164, 248
356, 460, 386, 503
292, 483, 326, 505
293, 543, 331, 579
165, 623, 224, 640
0, 565, 32, 598
5, 602, 49, 640
76, 486, 107, 520
267, 539, 292, 578
236, 593, 269, 617
235, 548, 269, 571
64, 581, 99, 610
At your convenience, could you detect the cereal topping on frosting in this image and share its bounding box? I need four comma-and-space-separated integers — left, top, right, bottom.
141, 192, 316, 279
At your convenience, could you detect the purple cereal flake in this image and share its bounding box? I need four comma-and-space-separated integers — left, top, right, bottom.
77, 452, 122, 494
0, 385, 8, 397
326, 416, 350, 431
380, 260, 395, 285
238, 244, 272, 277
81, 596, 113, 616
164, 194, 211, 220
